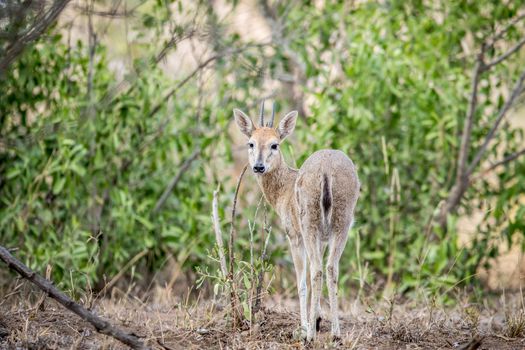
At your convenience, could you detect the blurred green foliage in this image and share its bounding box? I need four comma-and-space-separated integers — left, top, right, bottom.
1, 0, 524, 296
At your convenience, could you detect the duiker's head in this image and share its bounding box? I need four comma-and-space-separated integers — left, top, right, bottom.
234, 102, 298, 175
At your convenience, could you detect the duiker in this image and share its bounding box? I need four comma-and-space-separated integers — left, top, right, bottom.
234, 102, 360, 342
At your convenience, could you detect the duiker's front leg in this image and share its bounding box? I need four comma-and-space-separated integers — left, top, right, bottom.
288, 237, 308, 335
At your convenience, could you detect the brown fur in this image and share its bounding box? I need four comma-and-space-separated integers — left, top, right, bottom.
233, 108, 360, 341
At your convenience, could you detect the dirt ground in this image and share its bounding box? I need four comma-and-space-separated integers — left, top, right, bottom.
1, 285, 525, 350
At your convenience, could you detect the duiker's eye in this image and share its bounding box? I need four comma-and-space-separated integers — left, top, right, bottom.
271, 144, 278, 150
248, 142, 254, 149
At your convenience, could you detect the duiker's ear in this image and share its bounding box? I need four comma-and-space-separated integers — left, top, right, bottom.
233, 109, 255, 138
277, 111, 298, 140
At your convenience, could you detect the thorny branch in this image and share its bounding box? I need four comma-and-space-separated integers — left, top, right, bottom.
0, 246, 150, 350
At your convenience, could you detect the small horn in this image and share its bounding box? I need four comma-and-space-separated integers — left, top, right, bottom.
259, 100, 265, 127
268, 101, 276, 127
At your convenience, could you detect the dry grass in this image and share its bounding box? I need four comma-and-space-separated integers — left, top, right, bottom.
1, 284, 525, 349
505, 310, 525, 338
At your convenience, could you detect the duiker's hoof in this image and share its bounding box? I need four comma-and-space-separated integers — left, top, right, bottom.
303, 338, 314, 348
332, 335, 343, 345
292, 326, 307, 341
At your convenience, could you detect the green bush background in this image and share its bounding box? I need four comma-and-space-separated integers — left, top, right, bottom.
1, 0, 524, 296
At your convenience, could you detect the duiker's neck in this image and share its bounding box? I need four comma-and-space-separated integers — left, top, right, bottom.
257, 155, 297, 208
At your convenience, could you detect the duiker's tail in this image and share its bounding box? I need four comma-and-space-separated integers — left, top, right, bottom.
320, 174, 333, 237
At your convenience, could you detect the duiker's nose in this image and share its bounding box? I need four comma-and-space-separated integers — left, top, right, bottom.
253, 164, 266, 173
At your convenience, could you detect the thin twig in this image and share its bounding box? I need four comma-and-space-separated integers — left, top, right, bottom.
440, 40, 525, 227
248, 195, 264, 321
439, 48, 485, 227
456, 51, 485, 184
0, 246, 150, 350
99, 249, 148, 296
153, 148, 201, 213
258, 0, 307, 122
484, 36, 525, 70
147, 45, 268, 120
228, 164, 248, 328
86, 0, 97, 111
467, 67, 525, 175
471, 147, 525, 183
487, 13, 525, 48
229, 164, 248, 273
0, 0, 71, 76
253, 200, 272, 317
73, 3, 137, 18
211, 186, 228, 279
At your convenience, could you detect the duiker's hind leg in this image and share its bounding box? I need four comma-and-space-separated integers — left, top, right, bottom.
326, 219, 352, 340
303, 233, 323, 341
315, 242, 327, 332
296, 178, 325, 341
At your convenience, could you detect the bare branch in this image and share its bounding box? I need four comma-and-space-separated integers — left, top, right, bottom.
0, 0, 70, 76
471, 147, 525, 183
438, 13, 525, 229
73, 4, 137, 18
86, 0, 97, 107
484, 36, 525, 70
467, 68, 525, 175
258, 0, 308, 122
253, 200, 271, 317
438, 50, 485, 228
99, 249, 148, 296
212, 187, 229, 279
455, 53, 485, 184
228, 164, 248, 328
153, 148, 201, 213
146, 45, 268, 120
155, 28, 197, 63
0, 246, 150, 350
487, 13, 525, 48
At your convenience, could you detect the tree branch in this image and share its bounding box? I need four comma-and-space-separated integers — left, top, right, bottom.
73, 3, 137, 18
486, 13, 525, 49
153, 148, 201, 213
0, 245, 150, 350
470, 147, 525, 183
456, 52, 485, 185
0, 0, 70, 77
228, 164, 248, 328
484, 36, 525, 70
439, 24, 525, 228
211, 187, 228, 279
252, 200, 271, 317
438, 49, 485, 228
466, 67, 525, 175
258, 0, 308, 122
146, 45, 266, 120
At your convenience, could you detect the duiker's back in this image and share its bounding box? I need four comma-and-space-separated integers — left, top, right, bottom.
295, 149, 360, 240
